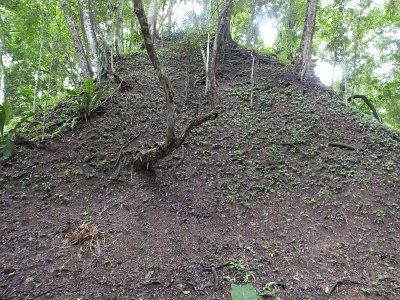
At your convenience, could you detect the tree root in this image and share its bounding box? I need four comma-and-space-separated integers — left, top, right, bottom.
347, 95, 380, 121
132, 110, 219, 170
326, 278, 364, 299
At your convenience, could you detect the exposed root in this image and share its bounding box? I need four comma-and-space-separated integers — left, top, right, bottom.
132, 110, 219, 170
326, 278, 364, 299
347, 95, 380, 121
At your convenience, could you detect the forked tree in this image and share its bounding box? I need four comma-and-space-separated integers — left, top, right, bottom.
131, 0, 218, 170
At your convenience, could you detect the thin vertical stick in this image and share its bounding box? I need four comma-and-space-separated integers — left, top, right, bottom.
250, 51, 255, 107
34, 7, 46, 113
205, 33, 210, 96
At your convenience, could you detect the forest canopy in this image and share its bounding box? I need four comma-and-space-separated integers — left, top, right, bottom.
0, 0, 399, 133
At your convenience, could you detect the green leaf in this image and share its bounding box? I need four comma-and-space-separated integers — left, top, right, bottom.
230, 283, 259, 300
84, 77, 95, 96
0, 101, 12, 136
0, 135, 15, 162
90, 88, 109, 110
20, 88, 34, 97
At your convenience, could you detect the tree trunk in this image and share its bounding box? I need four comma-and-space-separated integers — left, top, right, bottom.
80, 0, 100, 79
166, 0, 175, 35
209, 0, 234, 106
0, 28, 5, 105
246, 1, 256, 46
295, 0, 318, 80
61, 0, 93, 79
115, 0, 124, 58
130, 0, 219, 171
33, 12, 46, 113
133, 0, 175, 145
92, 3, 114, 77
147, 0, 158, 37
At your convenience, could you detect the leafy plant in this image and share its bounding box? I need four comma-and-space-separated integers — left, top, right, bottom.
261, 282, 279, 296
0, 101, 12, 136
230, 259, 246, 272
230, 283, 259, 300
0, 102, 34, 162
70, 78, 109, 117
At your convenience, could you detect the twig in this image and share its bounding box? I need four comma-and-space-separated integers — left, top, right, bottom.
203, 262, 231, 289
203, 262, 230, 271
100, 80, 123, 105
211, 267, 218, 288
29, 284, 66, 299
0, 287, 9, 298
114, 132, 142, 169
250, 51, 255, 107
328, 142, 357, 150
326, 279, 364, 299
172, 145, 186, 172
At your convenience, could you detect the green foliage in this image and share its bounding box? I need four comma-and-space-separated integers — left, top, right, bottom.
230, 283, 259, 300
0, 105, 34, 162
0, 101, 12, 136
0, 135, 15, 162
261, 282, 279, 297
71, 78, 109, 117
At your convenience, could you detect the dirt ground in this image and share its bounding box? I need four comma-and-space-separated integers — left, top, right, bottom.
1, 40, 399, 299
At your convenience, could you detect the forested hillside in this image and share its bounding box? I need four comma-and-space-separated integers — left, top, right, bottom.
0, 0, 399, 299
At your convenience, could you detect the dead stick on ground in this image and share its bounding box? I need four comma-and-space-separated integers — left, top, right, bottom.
250, 50, 255, 107
203, 262, 230, 289
114, 132, 142, 169
328, 142, 357, 150
326, 279, 364, 299
172, 145, 186, 172
30, 284, 66, 299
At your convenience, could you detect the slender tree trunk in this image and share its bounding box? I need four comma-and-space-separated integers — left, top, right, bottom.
295, 0, 318, 80
351, 18, 361, 99
115, 0, 124, 58
209, 0, 234, 106
80, 0, 100, 79
166, 0, 175, 34
78, 10, 91, 64
246, 2, 256, 46
0, 28, 5, 105
331, 49, 338, 87
132, 0, 175, 144
61, 0, 93, 79
147, 0, 158, 37
33, 11, 46, 112
91, 3, 113, 77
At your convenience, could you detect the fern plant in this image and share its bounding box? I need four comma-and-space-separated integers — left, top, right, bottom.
74, 78, 109, 117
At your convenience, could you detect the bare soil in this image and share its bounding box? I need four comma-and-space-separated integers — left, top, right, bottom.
1, 40, 399, 300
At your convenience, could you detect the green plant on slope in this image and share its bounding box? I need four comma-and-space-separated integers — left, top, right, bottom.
0, 102, 34, 162
0, 101, 11, 136
69, 78, 109, 118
